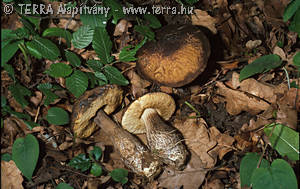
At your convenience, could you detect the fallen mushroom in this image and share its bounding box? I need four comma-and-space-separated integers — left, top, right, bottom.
94, 110, 162, 179
71, 85, 123, 138
72, 85, 161, 178
122, 92, 188, 169
137, 25, 210, 87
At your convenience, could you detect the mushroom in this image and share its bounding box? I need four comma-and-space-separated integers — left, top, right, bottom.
71, 85, 123, 138
137, 25, 210, 87
122, 92, 188, 169
72, 85, 161, 178
94, 110, 162, 179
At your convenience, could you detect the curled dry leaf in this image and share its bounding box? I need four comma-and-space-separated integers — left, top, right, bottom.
209, 127, 235, 160
114, 19, 131, 36
276, 96, 298, 130
158, 150, 207, 189
192, 9, 218, 34
125, 70, 151, 99
1, 160, 24, 189
285, 88, 300, 111
203, 179, 225, 189
173, 117, 217, 168
216, 81, 270, 115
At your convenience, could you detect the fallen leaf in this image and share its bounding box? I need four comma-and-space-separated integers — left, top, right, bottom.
285, 88, 300, 111
125, 70, 151, 98
203, 178, 224, 189
209, 127, 235, 160
240, 78, 288, 104
114, 19, 131, 36
245, 40, 262, 49
273, 46, 286, 61
158, 150, 207, 189
192, 9, 217, 34
173, 117, 217, 168
1, 160, 24, 189
216, 82, 270, 115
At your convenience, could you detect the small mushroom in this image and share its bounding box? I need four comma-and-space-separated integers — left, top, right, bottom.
137, 25, 210, 87
71, 85, 123, 138
122, 92, 188, 169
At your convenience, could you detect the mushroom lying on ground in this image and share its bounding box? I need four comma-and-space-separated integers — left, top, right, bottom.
137, 25, 210, 87
122, 92, 188, 170
72, 85, 161, 178
71, 85, 123, 138
94, 110, 162, 179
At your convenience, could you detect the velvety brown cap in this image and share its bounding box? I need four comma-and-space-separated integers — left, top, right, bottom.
72, 85, 123, 138
137, 25, 210, 87
121, 92, 175, 134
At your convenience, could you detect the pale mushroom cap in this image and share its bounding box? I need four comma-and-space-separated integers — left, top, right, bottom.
121, 92, 176, 134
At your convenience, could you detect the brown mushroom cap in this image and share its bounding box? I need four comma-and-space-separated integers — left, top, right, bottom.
137, 25, 210, 87
121, 92, 175, 134
72, 85, 123, 138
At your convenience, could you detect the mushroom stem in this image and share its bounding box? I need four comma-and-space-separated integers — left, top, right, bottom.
141, 108, 188, 170
94, 109, 161, 178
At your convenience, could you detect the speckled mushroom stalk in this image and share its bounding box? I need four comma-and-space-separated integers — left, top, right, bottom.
122, 92, 189, 170
141, 108, 188, 170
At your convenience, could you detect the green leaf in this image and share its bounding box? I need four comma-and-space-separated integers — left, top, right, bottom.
86, 60, 104, 71
80, 7, 111, 28
68, 154, 91, 172
89, 146, 102, 161
42, 28, 72, 48
239, 54, 283, 81
26, 41, 43, 59
56, 183, 74, 189
1, 153, 12, 162
290, 81, 299, 89
26, 37, 60, 61
20, 18, 37, 35
46, 107, 69, 125
144, 14, 162, 29
1, 95, 7, 107
289, 8, 300, 37
264, 123, 299, 160
65, 51, 81, 67
9, 83, 31, 108
94, 71, 108, 83
104, 0, 125, 24
92, 27, 114, 64
293, 51, 300, 67
1, 29, 18, 48
23, 120, 39, 130
119, 37, 147, 62
72, 25, 94, 49
184, 0, 199, 5
109, 168, 128, 184
2, 62, 16, 81
283, 0, 300, 22
104, 65, 129, 86
240, 153, 270, 187
134, 25, 155, 40
46, 63, 72, 78
12, 134, 39, 180
37, 83, 59, 106
66, 70, 89, 98
90, 163, 102, 176
1, 40, 22, 65
251, 159, 298, 189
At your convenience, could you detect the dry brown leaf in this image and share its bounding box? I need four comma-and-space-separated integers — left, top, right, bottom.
276, 97, 298, 130
1, 160, 24, 189
285, 88, 300, 111
273, 46, 287, 60
125, 70, 151, 98
234, 134, 252, 151
240, 78, 288, 104
192, 9, 217, 34
203, 179, 224, 189
158, 150, 207, 189
216, 81, 270, 115
173, 117, 217, 168
209, 127, 235, 160
113, 19, 131, 36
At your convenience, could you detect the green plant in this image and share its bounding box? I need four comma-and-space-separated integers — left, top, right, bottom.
283, 0, 300, 37
68, 146, 129, 184
240, 123, 299, 189
12, 134, 40, 181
